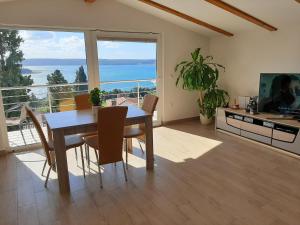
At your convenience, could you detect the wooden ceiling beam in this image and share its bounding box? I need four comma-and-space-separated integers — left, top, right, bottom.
138, 0, 233, 37
205, 0, 277, 31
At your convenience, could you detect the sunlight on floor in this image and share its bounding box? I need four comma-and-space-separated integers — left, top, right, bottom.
15, 151, 87, 181
14, 126, 222, 182
154, 127, 222, 163
15, 144, 146, 182
8, 127, 46, 147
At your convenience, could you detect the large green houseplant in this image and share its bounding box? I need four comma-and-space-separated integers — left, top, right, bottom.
175, 48, 229, 124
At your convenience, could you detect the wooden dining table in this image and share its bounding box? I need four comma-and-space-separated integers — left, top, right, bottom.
44, 105, 154, 194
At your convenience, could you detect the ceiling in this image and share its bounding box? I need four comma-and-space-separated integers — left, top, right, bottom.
118, 0, 300, 37
1, 0, 300, 37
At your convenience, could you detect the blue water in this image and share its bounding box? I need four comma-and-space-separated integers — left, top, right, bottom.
25, 64, 156, 98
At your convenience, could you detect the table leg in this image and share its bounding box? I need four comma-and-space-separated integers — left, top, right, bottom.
145, 116, 154, 170
127, 138, 133, 153
53, 129, 70, 193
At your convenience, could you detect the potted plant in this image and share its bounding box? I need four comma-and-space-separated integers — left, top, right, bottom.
175, 48, 229, 125
89, 87, 105, 114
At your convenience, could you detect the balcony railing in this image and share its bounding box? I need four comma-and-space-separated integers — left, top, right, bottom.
0, 79, 156, 149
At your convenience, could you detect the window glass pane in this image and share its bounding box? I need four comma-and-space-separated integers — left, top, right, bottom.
97, 40, 157, 110
0, 29, 87, 148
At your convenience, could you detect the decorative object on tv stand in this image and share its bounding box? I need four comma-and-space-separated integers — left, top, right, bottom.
175, 48, 229, 125
246, 96, 258, 115
238, 96, 250, 109
89, 87, 105, 114
232, 97, 240, 109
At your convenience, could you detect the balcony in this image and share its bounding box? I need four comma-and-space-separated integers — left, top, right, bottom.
0, 79, 156, 149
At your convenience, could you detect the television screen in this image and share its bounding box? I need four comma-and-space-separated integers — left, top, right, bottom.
258, 73, 300, 115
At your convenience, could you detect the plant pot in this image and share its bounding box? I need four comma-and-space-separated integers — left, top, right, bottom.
199, 113, 212, 125
92, 105, 102, 116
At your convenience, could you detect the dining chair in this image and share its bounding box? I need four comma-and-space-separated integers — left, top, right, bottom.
25, 106, 86, 187
74, 93, 97, 166
59, 99, 76, 112
84, 106, 128, 188
123, 94, 158, 167
74, 93, 92, 110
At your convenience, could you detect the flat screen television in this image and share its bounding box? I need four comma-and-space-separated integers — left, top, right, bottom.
258, 73, 300, 115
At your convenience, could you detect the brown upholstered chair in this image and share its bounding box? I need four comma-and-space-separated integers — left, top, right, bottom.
74, 93, 97, 166
25, 106, 86, 187
74, 93, 92, 110
59, 99, 75, 112
123, 94, 158, 167
84, 106, 128, 188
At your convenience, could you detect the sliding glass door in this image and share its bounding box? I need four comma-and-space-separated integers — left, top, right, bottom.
97, 39, 160, 123
0, 28, 88, 148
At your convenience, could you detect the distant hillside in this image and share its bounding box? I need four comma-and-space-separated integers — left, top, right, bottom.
23, 58, 156, 66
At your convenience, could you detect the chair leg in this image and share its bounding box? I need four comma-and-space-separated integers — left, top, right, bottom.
80, 146, 85, 178
86, 145, 90, 172
41, 160, 47, 176
96, 152, 103, 189
94, 149, 98, 163
44, 164, 52, 188
137, 139, 145, 154
122, 160, 128, 182
74, 147, 78, 165
125, 139, 128, 169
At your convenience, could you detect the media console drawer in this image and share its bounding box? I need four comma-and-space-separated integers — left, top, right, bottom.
240, 121, 272, 137
226, 117, 241, 129
272, 130, 296, 143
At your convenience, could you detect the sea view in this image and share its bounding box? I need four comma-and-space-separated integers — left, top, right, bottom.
22, 59, 157, 98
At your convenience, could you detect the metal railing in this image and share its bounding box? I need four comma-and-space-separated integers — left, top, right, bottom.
0, 79, 156, 149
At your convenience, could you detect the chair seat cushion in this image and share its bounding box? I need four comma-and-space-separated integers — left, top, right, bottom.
84, 135, 99, 149
124, 127, 144, 138
48, 134, 84, 150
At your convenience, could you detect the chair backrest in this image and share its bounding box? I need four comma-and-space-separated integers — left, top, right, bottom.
75, 93, 92, 110
25, 106, 52, 165
59, 99, 75, 112
19, 104, 28, 123
142, 94, 159, 114
97, 106, 128, 165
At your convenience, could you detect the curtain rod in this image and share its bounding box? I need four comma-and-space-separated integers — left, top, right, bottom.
92, 29, 159, 35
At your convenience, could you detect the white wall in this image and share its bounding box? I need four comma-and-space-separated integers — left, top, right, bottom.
209, 27, 300, 101
0, 0, 209, 122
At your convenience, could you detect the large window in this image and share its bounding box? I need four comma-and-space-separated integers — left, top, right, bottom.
0, 29, 161, 149
0, 29, 87, 147
97, 40, 158, 119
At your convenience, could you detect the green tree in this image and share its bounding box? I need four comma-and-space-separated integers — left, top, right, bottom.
0, 29, 34, 118
74, 65, 88, 92
47, 69, 72, 111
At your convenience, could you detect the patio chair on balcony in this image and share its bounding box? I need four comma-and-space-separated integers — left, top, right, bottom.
5, 103, 35, 145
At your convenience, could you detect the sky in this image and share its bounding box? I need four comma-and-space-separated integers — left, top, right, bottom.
19, 30, 156, 59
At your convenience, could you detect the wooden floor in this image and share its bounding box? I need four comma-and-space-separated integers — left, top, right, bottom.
1, 121, 300, 225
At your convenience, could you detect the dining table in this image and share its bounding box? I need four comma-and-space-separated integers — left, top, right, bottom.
44, 105, 154, 194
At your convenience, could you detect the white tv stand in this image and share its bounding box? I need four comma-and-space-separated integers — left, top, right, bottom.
216, 108, 300, 155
